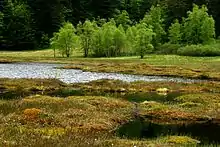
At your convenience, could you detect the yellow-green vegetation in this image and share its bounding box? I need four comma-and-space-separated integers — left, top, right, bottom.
103, 136, 200, 147
163, 136, 200, 145
1, 78, 220, 146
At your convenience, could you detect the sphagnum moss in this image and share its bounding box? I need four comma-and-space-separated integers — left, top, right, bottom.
1, 78, 220, 146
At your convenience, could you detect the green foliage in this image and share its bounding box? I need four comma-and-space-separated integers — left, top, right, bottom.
135, 23, 155, 59
39, 34, 50, 49
113, 24, 127, 56
50, 22, 79, 57
177, 44, 220, 57
27, 0, 65, 38
168, 19, 182, 44
100, 20, 116, 57
122, 0, 142, 21
89, 19, 155, 58
95, 17, 107, 27
0, 12, 3, 38
141, 5, 166, 47
90, 19, 127, 57
1, 0, 36, 49
182, 5, 215, 44
0, 12, 3, 28
126, 26, 138, 55
156, 43, 182, 54
90, 27, 103, 57
1, 0, 220, 55
77, 20, 98, 57
114, 10, 132, 29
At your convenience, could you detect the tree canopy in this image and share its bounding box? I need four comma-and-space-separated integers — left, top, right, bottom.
1, 0, 220, 51
50, 22, 79, 57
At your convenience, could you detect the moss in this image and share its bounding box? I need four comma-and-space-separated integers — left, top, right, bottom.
33, 128, 66, 136
175, 93, 220, 105
179, 102, 202, 108
22, 95, 65, 104
141, 101, 168, 111
1, 78, 220, 146
104, 136, 200, 147
163, 136, 200, 145
103, 139, 154, 147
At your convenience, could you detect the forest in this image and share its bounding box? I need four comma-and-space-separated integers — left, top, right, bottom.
0, 0, 220, 57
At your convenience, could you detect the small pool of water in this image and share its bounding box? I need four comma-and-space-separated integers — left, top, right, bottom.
48, 88, 182, 103
124, 92, 182, 103
117, 118, 220, 144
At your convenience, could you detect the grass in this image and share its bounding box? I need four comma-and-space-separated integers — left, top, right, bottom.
1, 78, 220, 146
0, 49, 219, 65
1, 49, 219, 80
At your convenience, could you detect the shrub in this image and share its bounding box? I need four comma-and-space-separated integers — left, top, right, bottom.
177, 44, 220, 56
156, 43, 182, 54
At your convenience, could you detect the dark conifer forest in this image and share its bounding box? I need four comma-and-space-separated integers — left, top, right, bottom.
0, 0, 220, 52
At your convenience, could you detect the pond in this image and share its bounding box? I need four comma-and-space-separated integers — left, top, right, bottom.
123, 92, 182, 103
48, 88, 183, 103
0, 63, 203, 84
117, 118, 220, 144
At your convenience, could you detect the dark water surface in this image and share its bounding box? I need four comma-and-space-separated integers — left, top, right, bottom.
117, 118, 220, 144
0, 63, 203, 83
124, 92, 182, 103
49, 88, 182, 103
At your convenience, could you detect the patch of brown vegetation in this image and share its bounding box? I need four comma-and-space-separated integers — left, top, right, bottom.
23, 108, 42, 120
